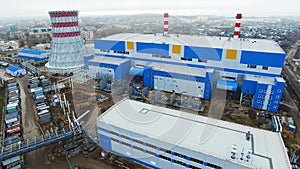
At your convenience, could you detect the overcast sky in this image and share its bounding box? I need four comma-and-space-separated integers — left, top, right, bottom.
0, 0, 299, 19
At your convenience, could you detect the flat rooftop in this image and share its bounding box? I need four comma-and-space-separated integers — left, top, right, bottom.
18, 49, 47, 55
89, 56, 129, 66
148, 62, 213, 77
245, 74, 285, 85
98, 99, 291, 169
100, 33, 285, 54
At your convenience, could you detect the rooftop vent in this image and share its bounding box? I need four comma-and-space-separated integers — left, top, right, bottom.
246, 149, 252, 162
246, 131, 251, 141
231, 144, 238, 159
139, 108, 149, 114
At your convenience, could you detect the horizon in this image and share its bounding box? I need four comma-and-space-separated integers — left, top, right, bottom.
0, 0, 299, 19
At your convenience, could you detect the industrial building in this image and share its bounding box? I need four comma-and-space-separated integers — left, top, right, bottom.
29, 27, 52, 35
142, 63, 213, 99
86, 13, 287, 112
97, 99, 291, 169
85, 55, 131, 82
18, 49, 49, 62
6, 66, 26, 77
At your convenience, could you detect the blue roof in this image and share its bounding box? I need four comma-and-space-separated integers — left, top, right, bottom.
18, 55, 48, 61
6, 65, 24, 72
18, 49, 46, 55
217, 79, 238, 91
130, 67, 144, 76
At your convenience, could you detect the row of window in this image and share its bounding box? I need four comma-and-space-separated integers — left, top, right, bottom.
112, 138, 205, 169
257, 95, 280, 100
106, 130, 222, 169
152, 54, 171, 59
99, 49, 129, 55
181, 57, 208, 63
259, 89, 281, 94
257, 100, 279, 104
254, 105, 277, 109
247, 64, 269, 70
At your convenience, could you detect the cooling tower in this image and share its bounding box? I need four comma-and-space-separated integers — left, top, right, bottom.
46, 11, 84, 70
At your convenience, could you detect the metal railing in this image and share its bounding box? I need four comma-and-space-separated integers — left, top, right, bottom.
0, 127, 82, 161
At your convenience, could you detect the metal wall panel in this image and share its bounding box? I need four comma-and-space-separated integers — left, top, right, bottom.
240, 51, 285, 68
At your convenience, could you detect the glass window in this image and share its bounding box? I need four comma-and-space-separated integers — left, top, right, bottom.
262, 66, 269, 70
247, 64, 257, 68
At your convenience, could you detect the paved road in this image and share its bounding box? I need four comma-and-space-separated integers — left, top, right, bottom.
283, 66, 300, 101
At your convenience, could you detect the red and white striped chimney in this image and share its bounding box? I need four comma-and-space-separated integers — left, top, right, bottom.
163, 13, 169, 36
233, 13, 242, 39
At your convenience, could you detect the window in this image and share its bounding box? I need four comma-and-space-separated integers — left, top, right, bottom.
207, 162, 222, 169
111, 138, 119, 143
269, 96, 272, 100
120, 135, 130, 140
160, 155, 171, 161
247, 64, 257, 68
273, 105, 277, 109
189, 166, 202, 169
276, 95, 280, 99
174, 152, 187, 159
271, 91, 274, 94
198, 59, 207, 63
190, 157, 204, 165
121, 141, 131, 147
146, 150, 156, 156
161, 55, 171, 59
258, 95, 261, 98
275, 100, 279, 104
220, 76, 236, 81
133, 145, 143, 152
262, 66, 269, 70
264, 90, 266, 93
262, 95, 265, 99
133, 138, 143, 145
257, 100, 260, 103
174, 159, 186, 166
259, 89, 263, 93
181, 57, 192, 61
109, 131, 118, 136
146, 143, 157, 149
160, 147, 171, 154
277, 89, 281, 93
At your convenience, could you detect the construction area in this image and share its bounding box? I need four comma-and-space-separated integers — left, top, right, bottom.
0, 61, 152, 169
0, 55, 299, 168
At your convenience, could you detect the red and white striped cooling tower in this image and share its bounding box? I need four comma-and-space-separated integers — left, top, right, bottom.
233, 13, 242, 39
47, 11, 84, 69
163, 13, 169, 36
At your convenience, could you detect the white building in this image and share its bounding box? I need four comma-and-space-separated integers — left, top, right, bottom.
97, 99, 291, 169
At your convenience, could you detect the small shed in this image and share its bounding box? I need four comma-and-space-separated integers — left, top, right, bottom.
6, 65, 26, 77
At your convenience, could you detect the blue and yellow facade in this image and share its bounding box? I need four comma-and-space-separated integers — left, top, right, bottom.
86, 33, 287, 112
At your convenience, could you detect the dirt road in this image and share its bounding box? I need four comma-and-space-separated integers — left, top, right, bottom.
17, 76, 40, 139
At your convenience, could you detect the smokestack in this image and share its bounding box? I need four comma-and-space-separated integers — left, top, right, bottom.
163, 13, 169, 36
233, 13, 242, 39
